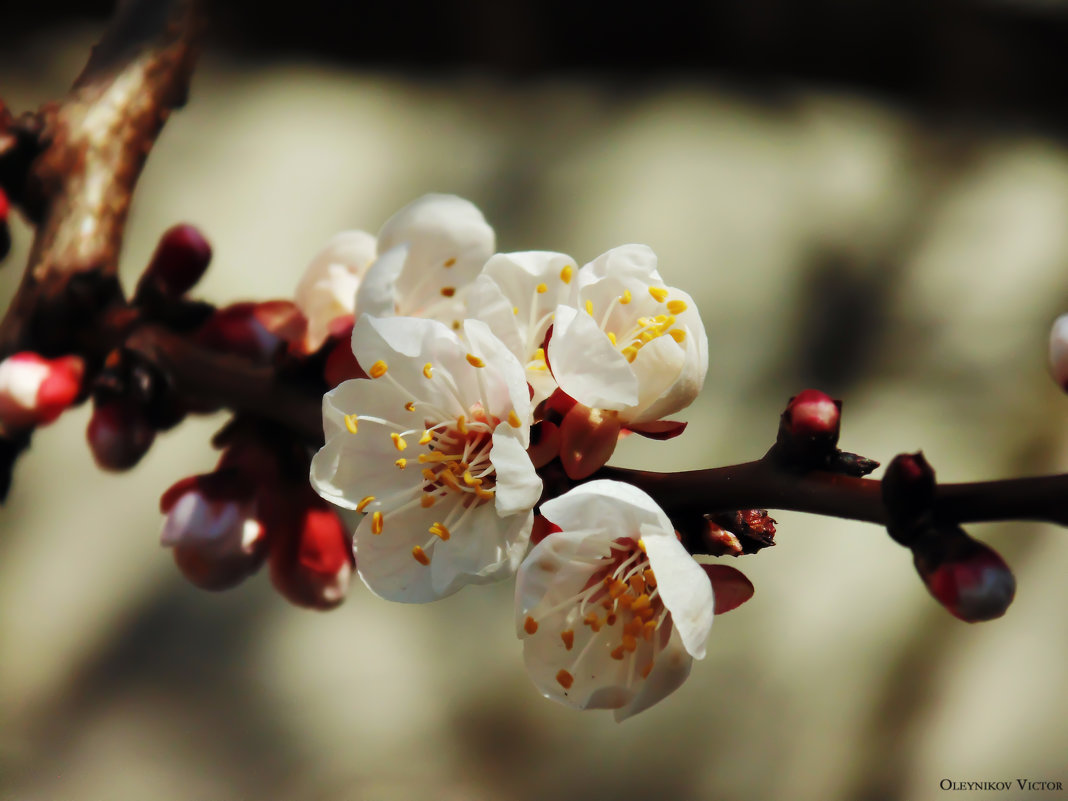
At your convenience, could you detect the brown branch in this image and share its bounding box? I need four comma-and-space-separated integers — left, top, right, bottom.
599, 460, 1068, 531
0, 0, 203, 358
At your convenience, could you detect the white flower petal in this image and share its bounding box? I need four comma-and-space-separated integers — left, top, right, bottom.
548, 305, 638, 410
539, 479, 673, 537
613, 629, 693, 722
464, 318, 533, 439
490, 426, 542, 515
353, 243, 408, 319
578, 243, 662, 287
295, 230, 377, 351
641, 532, 714, 659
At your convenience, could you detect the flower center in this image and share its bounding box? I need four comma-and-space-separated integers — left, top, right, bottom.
525, 538, 668, 691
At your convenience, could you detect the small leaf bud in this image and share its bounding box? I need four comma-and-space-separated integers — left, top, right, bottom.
138, 224, 212, 298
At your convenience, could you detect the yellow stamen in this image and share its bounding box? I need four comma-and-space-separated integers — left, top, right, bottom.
429, 522, 451, 541
561, 629, 575, 650
631, 594, 653, 613
622, 634, 638, 653
585, 299, 594, 316
372, 511, 384, 535
648, 286, 669, 302
512, 306, 519, 315
395, 458, 407, 469
666, 299, 688, 314
669, 329, 686, 343
444, 257, 457, 267
622, 346, 638, 363
524, 616, 539, 635
419, 430, 433, 445
606, 331, 617, 345
507, 410, 521, 428
619, 289, 632, 304
610, 645, 626, 661
356, 495, 375, 512
391, 433, 407, 451
440, 286, 456, 297
643, 621, 657, 642
422, 468, 436, 481
556, 669, 574, 689
456, 414, 467, 434
423, 362, 434, 379
475, 485, 495, 500
643, 568, 657, 588
369, 360, 388, 378
462, 471, 481, 486
534, 347, 546, 364
420, 494, 436, 508
412, 545, 430, 565
404, 401, 416, 412
560, 264, 573, 284
344, 414, 359, 434
466, 354, 485, 368
536, 283, 548, 294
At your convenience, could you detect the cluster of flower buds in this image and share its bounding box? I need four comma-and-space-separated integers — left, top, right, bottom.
293, 194, 750, 718
882, 452, 1015, 622
159, 420, 352, 609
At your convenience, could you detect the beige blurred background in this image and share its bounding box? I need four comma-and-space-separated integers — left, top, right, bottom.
2, 11, 1068, 801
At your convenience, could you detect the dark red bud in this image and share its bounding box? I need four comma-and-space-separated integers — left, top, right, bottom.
197, 301, 305, 363
87, 399, 156, 471
527, 420, 561, 469
700, 564, 755, 615
141, 224, 212, 297
269, 492, 353, 610
913, 530, 1015, 622
882, 451, 936, 545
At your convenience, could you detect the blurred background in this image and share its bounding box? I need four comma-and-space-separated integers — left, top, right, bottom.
2, 3, 1068, 799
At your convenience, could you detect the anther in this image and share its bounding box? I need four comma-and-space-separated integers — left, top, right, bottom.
344, 414, 359, 434
560, 264, 573, 283
667, 299, 687, 314
466, 354, 485, 368
668, 329, 686, 343
369, 360, 389, 378
391, 433, 407, 451
631, 594, 652, 613
444, 257, 457, 267
372, 511, 384, 535
536, 283, 548, 294
441, 286, 456, 297
556, 669, 574, 689
648, 286, 669, 302
405, 401, 416, 412
395, 458, 407, 469
507, 410, 521, 427
423, 362, 434, 378
420, 494, 436, 508
607, 332, 617, 345
585, 300, 594, 316
561, 629, 575, 650
619, 289, 632, 304
429, 522, 451, 541
419, 430, 433, 445
610, 645, 626, 661
524, 616, 539, 634
456, 414, 468, 434
412, 545, 431, 565
357, 495, 375, 512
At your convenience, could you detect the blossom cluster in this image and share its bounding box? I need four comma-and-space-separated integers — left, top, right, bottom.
292, 194, 751, 719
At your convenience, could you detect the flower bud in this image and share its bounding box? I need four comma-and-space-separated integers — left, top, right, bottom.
882, 451, 935, 545
0, 352, 84, 429
1049, 313, 1068, 391
86, 398, 156, 471
138, 224, 212, 298
700, 563, 755, 615
782, 388, 840, 440
197, 301, 306, 363
160, 470, 267, 591
912, 528, 1015, 622
269, 491, 353, 609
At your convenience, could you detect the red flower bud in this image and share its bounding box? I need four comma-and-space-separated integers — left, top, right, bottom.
139, 224, 212, 297
161, 470, 267, 590
269, 492, 353, 610
913, 530, 1015, 623
0, 352, 84, 429
882, 451, 936, 545
86, 399, 156, 471
783, 389, 840, 440
197, 301, 306, 363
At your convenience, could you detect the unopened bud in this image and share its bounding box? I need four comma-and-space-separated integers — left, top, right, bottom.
558, 403, 622, 480
138, 224, 212, 298
882, 451, 936, 545
782, 389, 840, 442
701, 522, 744, 557
704, 509, 777, 554
269, 492, 353, 609
160, 470, 267, 590
526, 420, 561, 469
1049, 313, 1068, 391
197, 301, 306, 363
0, 352, 83, 429
87, 399, 156, 471
700, 564, 755, 615
912, 529, 1015, 623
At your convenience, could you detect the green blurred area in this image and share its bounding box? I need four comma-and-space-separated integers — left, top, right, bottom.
1, 17, 1068, 801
